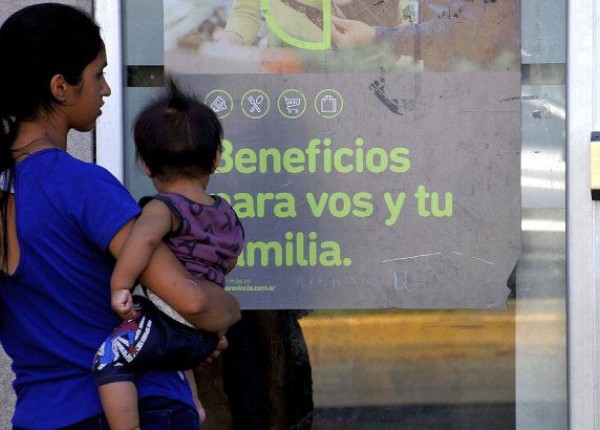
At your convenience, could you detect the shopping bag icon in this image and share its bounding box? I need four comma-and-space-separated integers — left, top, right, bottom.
261, 0, 331, 50
320, 95, 337, 113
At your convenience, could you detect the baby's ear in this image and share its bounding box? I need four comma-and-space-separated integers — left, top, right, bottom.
211, 151, 221, 173
141, 161, 153, 177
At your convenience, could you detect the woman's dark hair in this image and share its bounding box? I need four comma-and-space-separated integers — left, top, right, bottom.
134, 78, 223, 180
0, 3, 103, 163
0, 3, 103, 271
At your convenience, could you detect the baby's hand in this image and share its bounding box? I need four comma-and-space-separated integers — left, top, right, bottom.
111, 289, 135, 320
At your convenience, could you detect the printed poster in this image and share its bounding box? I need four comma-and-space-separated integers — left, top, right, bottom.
164, 0, 521, 309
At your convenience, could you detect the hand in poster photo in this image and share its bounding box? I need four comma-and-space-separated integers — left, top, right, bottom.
331, 0, 519, 71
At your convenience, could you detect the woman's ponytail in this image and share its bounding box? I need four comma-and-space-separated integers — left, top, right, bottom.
0, 110, 17, 174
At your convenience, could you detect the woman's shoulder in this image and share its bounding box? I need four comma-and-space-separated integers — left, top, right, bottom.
21, 148, 113, 177
59, 150, 115, 176
45, 149, 122, 186
18, 149, 131, 202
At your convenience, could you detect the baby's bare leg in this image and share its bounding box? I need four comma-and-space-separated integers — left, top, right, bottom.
98, 381, 140, 430
185, 369, 206, 423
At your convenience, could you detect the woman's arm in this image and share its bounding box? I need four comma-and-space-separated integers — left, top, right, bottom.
109, 220, 241, 332
331, 12, 451, 54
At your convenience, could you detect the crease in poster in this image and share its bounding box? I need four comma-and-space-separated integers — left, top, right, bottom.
163, 0, 521, 310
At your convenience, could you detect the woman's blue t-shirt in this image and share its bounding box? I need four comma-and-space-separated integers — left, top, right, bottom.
0, 149, 194, 429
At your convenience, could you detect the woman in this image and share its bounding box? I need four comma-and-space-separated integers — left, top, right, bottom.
0, 3, 240, 429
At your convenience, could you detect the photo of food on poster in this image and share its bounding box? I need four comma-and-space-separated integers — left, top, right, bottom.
163, 0, 521, 309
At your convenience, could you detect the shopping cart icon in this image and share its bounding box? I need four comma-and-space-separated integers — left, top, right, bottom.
284, 96, 302, 114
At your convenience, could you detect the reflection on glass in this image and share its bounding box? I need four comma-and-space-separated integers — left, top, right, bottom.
302, 308, 516, 428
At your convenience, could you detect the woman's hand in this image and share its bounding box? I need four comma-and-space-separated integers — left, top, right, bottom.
202, 335, 229, 365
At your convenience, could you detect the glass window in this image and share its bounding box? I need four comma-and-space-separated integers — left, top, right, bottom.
122, 1, 567, 428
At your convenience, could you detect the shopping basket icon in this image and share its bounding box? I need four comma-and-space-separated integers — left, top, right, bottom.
284, 96, 302, 114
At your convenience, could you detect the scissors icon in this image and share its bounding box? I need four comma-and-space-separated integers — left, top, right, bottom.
248, 95, 264, 113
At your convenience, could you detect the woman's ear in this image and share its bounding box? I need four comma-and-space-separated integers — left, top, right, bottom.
49, 74, 69, 104
211, 151, 221, 173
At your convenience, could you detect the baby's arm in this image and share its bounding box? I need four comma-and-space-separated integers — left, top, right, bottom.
110, 199, 173, 319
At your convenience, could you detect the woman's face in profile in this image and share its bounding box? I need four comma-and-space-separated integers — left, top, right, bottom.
66, 47, 112, 132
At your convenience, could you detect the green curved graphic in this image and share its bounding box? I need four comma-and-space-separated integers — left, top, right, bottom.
261, 0, 331, 50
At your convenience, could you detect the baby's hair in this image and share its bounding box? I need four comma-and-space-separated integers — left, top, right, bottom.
134, 78, 223, 181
